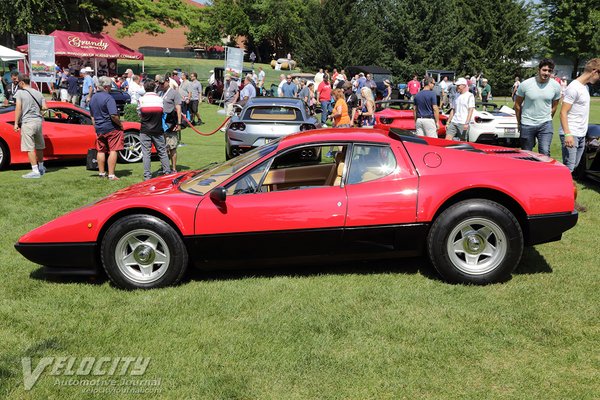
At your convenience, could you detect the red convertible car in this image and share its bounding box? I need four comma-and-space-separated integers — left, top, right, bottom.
16, 129, 578, 289
0, 102, 143, 170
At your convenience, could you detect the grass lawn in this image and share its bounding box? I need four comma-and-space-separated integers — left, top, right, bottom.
118, 56, 295, 89
0, 83, 599, 398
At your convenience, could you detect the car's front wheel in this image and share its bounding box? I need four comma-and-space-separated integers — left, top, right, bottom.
0, 139, 10, 170
101, 214, 188, 289
427, 199, 523, 284
118, 131, 143, 163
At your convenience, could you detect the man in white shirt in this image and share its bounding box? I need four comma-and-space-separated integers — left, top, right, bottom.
257, 67, 266, 95
560, 58, 599, 172
127, 75, 145, 105
445, 77, 475, 141
277, 74, 286, 97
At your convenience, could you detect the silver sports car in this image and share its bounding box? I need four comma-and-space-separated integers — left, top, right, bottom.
226, 97, 319, 159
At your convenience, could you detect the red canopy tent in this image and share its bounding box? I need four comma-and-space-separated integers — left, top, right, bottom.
18, 30, 144, 76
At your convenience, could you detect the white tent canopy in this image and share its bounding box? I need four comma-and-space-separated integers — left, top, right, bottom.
0, 45, 26, 62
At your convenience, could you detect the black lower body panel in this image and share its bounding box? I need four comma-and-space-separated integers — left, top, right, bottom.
525, 212, 578, 246
15, 242, 98, 273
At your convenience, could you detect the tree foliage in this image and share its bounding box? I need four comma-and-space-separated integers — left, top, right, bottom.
539, 0, 600, 76
0, 0, 196, 47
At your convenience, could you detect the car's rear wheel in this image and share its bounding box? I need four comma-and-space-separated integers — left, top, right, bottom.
118, 131, 143, 163
427, 199, 523, 284
101, 214, 188, 289
0, 140, 9, 170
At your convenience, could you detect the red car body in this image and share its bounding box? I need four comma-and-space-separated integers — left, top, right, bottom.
375, 108, 448, 137
16, 128, 578, 289
0, 101, 142, 169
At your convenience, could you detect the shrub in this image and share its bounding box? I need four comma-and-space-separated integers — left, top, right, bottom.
123, 103, 140, 122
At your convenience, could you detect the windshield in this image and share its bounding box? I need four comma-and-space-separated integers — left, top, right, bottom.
179, 140, 280, 195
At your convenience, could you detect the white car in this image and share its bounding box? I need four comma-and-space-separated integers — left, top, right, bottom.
466, 104, 520, 147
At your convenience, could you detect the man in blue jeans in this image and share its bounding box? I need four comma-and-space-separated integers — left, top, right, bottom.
514, 59, 561, 156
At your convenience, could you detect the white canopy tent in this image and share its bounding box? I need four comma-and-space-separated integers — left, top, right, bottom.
0, 45, 26, 62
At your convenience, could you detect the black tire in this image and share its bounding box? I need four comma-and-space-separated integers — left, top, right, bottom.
427, 199, 523, 284
0, 139, 10, 170
207, 90, 214, 104
101, 214, 188, 289
118, 131, 143, 163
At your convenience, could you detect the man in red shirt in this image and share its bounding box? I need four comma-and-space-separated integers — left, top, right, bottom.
317, 76, 332, 127
408, 75, 421, 100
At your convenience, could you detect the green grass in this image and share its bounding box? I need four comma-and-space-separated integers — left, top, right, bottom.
1, 92, 599, 398
118, 56, 296, 89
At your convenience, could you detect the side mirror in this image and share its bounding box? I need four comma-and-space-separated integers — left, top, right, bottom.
210, 187, 227, 203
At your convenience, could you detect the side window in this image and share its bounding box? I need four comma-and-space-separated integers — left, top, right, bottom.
347, 145, 396, 184
226, 144, 350, 195
225, 160, 270, 196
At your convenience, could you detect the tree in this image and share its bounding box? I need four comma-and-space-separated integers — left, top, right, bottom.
540, 0, 600, 77
0, 0, 196, 47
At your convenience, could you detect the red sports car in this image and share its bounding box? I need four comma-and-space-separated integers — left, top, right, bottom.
375, 100, 448, 137
16, 129, 578, 289
0, 101, 143, 170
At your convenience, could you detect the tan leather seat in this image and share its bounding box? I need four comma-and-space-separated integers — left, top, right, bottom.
326, 152, 346, 186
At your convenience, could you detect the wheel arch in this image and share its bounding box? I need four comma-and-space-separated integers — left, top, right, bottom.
96, 207, 184, 249
431, 188, 528, 234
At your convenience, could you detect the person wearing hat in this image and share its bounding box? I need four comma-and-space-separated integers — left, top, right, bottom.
80, 66, 94, 110
445, 77, 475, 141
89, 76, 124, 180
223, 73, 238, 115
481, 78, 492, 103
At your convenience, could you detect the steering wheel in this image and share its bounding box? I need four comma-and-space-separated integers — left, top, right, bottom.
233, 174, 258, 195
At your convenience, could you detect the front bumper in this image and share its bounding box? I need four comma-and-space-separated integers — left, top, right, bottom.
15, 242, 98, 273
525, 211, 578, 246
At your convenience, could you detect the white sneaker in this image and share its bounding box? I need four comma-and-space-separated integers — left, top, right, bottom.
39, 166, 46, 175
22, 171, 41, 179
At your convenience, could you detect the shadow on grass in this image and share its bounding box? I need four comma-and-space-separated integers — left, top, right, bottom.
30, 247, 553, 288
29, 257, 440, 287
185, 256, 440, 284
514, 246, 553, 275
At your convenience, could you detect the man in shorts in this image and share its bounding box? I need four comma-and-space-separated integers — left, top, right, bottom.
13, 74, 47, 178
89, 76, 124, 180
161, 77, 182, 172
413, 77, 440, 137
445, 77, 475, 141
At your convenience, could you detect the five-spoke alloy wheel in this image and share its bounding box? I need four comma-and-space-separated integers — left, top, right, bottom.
427, 199, 523, 284
102, 215, 188, 289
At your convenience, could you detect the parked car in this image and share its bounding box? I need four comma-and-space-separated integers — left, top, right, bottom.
574, 124, 600, 182
225, 97, 318, 159
466, 102, 520, 147
204, 67, 254, 104
0, 101, 145, 170
16, 128, 578, 289
374, 100, 448, 136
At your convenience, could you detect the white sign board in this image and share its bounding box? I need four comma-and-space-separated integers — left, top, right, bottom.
225, 47, 244, 75
28, 34, 55, 83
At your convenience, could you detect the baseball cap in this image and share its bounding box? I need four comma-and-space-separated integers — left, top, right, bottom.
455, 77, 468, 86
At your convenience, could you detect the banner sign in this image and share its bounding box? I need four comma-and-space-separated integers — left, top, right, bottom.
28, 34, 55, 83
225, 47, 244, 74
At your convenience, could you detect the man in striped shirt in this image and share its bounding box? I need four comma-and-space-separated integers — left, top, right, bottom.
137, 80, 171, 180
